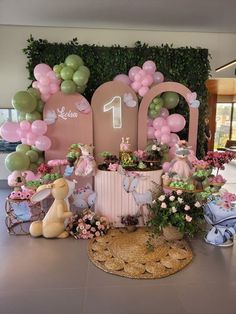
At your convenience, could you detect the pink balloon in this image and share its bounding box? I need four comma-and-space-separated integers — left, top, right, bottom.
153, 117, 167, 130
21, 138, 27, 144
154, 129, 162, 140
32, 81, 39, 89
128, 66, 142, 81
40, 85, 50, 94
147, 118, 153, 127
141, 74, 154, 87
0, 122, 21, 142
161, 133, 171, 145
131, 81, 142, 92
17, 129, 28, 139
159, 108, 169, 119
169, 146, 177, 159
20, 120, 31, 131
39, 77, 50, 86
138, 86, 149, 97
153, 71, 164, 84
134, 69, 146, 82
142, 61, 156, 75
169, 133, 180, 146
34, 64, 51, 81
50, 83, 60, 94
147, 126, 155, 139
167, 114, 186, 132
27, 132, 37, 141
47, 70, 58, 82
35, 135, 52, 151
113, 74, 131, 85
162, 162, 171, 173
41, 93, 51, 102
161, 125, 171, 134
31, 120, 47, 135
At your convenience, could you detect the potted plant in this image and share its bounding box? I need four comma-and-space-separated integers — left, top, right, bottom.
121, 214, 139, 232
144, 141, 169, 170
148, 189, 204, 240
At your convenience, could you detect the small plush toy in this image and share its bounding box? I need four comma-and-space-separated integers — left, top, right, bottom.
75, 144, 96, 177
8, 171, 26, 191
169, 141, 192, 180
72, 183, 97, 210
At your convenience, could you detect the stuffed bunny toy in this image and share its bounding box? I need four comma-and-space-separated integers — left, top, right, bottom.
29, 178, 75, 239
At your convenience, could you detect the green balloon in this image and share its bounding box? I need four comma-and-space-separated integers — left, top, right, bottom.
73, 69, 89, 86
65, 55, 84, 70
149, 109, 158, 119
5, 152, 30, 171
149, 102, 156, 110
60, 66, 74, 80
55, 72, 61, 79
61, 80, 77, 94
78, 65, 90, 77
77, 85, 86, 93
26, 111, 42, 122
26, 150, 39, 163
31, 146, 44, 155
12, 91, 37, 113
17, 111, 26, 122
36, 100, 44, 113
153, 96, 164, 107
37, 156, 45, 165
28, 88, 41, 100
162, 92, 179, 109
29, 163, 38, 172
16, 144, 31, 154
155, 103, 162, 111
53, 64, 63, 74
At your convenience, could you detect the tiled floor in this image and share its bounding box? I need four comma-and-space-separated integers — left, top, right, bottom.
0, 164, 236, 314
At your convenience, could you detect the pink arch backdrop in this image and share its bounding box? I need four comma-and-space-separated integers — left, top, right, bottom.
138, 82, 199, 153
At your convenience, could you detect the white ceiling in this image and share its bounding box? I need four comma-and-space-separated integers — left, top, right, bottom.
0, 0, 236, 33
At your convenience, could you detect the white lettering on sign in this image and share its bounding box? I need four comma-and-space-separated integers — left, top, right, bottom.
57, 106, 78, 120
103, 96, 122, 128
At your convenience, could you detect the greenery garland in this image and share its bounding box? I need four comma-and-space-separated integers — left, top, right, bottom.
23, 36, 211, 158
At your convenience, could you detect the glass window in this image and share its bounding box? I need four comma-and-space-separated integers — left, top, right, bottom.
214, 103, 232, 149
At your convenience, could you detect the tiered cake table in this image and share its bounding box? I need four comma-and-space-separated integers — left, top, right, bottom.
95, 169, 162, 226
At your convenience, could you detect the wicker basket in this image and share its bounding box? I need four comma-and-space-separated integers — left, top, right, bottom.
162, 225, 184, 241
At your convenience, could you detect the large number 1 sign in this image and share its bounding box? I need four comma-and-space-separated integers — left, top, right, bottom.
91, 81, 138, 163
103, 96, 122, 128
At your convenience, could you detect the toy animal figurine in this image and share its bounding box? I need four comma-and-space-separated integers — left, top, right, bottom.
8, 171, 26, 191
169, 140, 192, 181
204, 191, 236, 247
121, 169, 152, 224
29, 178, 74, 239
75, 144, 96, 177
72, 183, 97, 210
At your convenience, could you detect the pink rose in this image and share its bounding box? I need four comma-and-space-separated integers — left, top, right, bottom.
184, 205, 190, 211
185, 214, 192, 222
161, 202, 167, 208
176, 190, 183, 195
95, 231, 100, 237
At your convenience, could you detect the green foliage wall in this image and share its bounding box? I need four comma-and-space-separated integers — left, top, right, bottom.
23, 36, 211, 158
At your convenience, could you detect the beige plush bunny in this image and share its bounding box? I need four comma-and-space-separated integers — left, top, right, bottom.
29, 178, 74, 239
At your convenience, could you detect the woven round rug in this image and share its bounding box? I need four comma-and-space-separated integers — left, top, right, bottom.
88, 227, 193, 279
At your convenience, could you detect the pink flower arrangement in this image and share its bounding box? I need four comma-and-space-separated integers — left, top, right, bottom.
108, 163, 119, 171
133, 150, 148, 161
204, 151, 236, 174
67, 209, 109, 239
208, 174, 226, 185
192, 159, 209, 170
47, 159, 68, 167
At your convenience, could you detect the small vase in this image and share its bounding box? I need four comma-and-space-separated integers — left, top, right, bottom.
162, 225, 184, 241
126, 225, 137, 233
